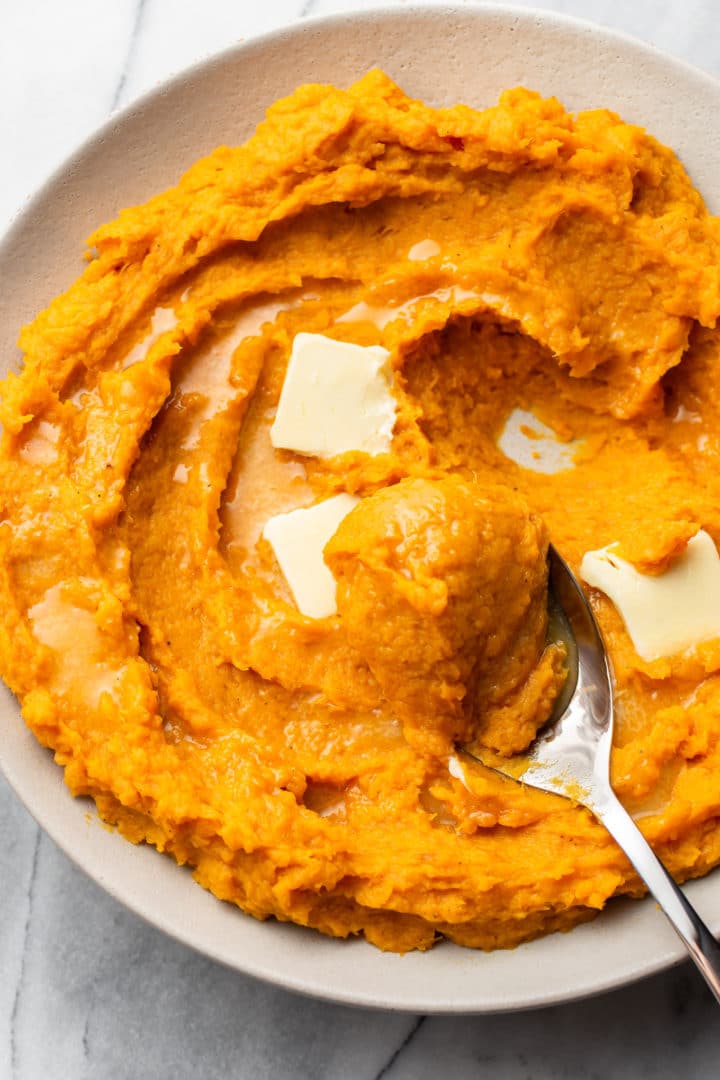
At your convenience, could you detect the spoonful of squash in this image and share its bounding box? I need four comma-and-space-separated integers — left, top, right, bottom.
467, 546, 720, 1003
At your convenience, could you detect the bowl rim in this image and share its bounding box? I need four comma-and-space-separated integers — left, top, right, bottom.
5, 0, 720, 242
2, 1, 720, 1013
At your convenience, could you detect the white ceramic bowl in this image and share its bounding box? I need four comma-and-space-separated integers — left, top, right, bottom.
2, 4, 720, 1013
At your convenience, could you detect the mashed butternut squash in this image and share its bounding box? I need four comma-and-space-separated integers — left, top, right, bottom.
326, 476, 565, 758
2, 71, 720, 953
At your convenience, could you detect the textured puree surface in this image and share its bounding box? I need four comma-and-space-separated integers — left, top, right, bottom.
2, 71, 720, 953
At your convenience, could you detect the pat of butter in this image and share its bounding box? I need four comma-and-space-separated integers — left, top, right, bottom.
270, 333, 396, 458
497, 408, 580, 474
262, 494, 360, 618
580, 530, 720, 661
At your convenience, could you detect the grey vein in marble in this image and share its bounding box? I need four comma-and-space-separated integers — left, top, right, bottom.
111, 0, 150, 112
375, 1017, 427, 1079
9, 829, 40, 1078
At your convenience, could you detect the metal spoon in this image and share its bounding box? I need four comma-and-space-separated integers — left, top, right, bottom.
470, 545, 720, 1003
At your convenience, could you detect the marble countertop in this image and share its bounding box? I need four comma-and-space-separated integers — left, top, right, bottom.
2, 1, 720, 1076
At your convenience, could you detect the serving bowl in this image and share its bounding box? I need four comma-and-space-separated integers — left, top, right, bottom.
2, 3, 720, 1012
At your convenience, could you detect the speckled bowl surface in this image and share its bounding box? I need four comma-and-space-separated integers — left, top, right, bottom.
1, 4, 719, 1012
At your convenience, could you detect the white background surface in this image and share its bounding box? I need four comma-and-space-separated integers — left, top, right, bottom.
1, 1, 720, 1077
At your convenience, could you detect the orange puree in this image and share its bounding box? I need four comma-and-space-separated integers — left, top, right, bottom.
326, 476, 565, 757
2, 71, 720, 953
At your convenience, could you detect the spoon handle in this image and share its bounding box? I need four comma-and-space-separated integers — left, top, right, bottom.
597, 789, 720, 1004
